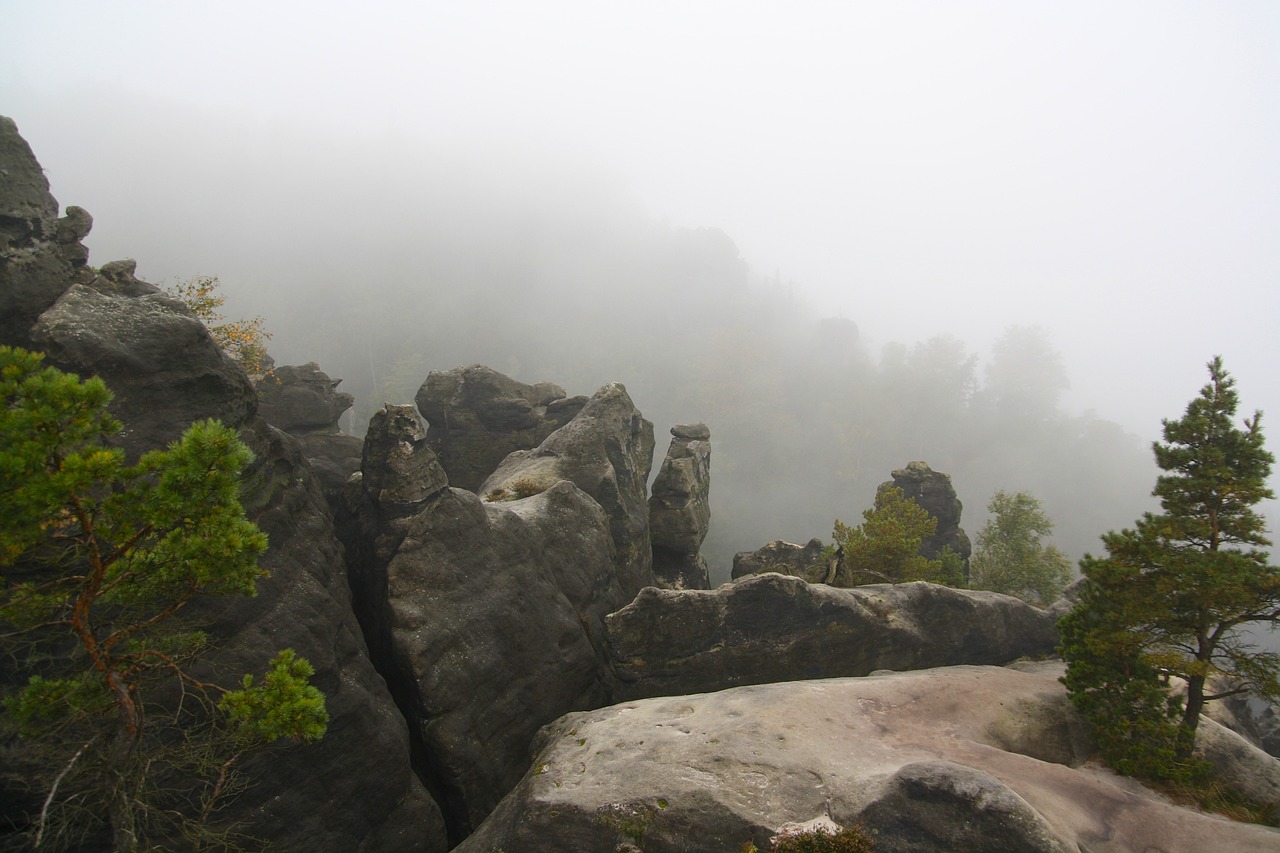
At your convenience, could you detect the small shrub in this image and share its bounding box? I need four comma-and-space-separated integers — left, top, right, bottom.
508, 475, 550, 498
773, 823, 876, 853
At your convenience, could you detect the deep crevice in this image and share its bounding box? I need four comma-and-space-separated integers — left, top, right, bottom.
334, 501, 474, 848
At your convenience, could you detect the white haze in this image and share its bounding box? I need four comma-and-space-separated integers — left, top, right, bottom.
4, 1, 1278, 550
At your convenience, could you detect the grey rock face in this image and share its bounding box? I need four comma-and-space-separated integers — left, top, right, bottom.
257, 361, 355, 434
1, 116, 446, 852
415, 364, 586, 492
0, 116, 83, 345
481, 382, 656, 592
255, 362, 363, 501
606, 572, 1060, 699
207, 420, 447, 852
888, 460, 972, 573
340, 383, 662, 838
458, 663, 1280, 853
731, 538, 828, 580
31, 284, 257, 456
648, 422, 711, 589
340, 472, 632, 838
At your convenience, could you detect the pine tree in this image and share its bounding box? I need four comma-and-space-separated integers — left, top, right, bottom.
834, 485, 950, 585
0, 346, 327, 850
1060, 356, 1279, 775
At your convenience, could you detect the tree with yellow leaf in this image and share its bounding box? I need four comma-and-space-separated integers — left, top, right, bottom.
167, 275, 272, 375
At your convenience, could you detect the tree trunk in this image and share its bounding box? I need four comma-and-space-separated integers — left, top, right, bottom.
1179, 672, 1207, 759
107, 675, 143, 852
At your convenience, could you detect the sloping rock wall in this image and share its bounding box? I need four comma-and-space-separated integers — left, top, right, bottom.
607, 572, 1060, 699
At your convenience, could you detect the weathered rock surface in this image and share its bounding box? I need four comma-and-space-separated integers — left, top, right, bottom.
257, 361, 355, 434
31, 283, 259, 455
731, 538, 829, 580
255, 362, 364, 501
648, 422, 712, 589
340, 401, 654, 839
480, 381, 657, 591
887, 460, 972, 572
0, 116, 94, 346
1, 117, 446, 852
607, 572, 1060, 699
415, 364, 587, 492
458, 663, 1280, 853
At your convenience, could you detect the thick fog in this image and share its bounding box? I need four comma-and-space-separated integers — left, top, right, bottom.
4, 2, 1278, 581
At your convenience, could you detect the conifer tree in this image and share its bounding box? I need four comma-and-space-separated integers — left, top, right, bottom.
0, 346, 327, 850
834, 485, 950, 585
1060, 356, 1279, 775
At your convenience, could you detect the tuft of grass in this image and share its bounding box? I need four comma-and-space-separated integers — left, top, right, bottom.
773, 824, 876, 853
486, 475, 552, 501
1156, 777, 1278, 826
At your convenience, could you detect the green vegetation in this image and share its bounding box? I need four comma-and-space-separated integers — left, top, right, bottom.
1060, 356, 1279, 781
0, 346, 327, 850
486, 475, 554, 502
969, 490, 1071, 604
833, 485, 953, 585
166, 275, 273, 375
740, 822, 876, 852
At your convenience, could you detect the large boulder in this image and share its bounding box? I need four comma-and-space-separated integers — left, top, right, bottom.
480, 381, 657, 592
415, 364, 586, 492
731, 538, 829, 580
30, 282, 258, 455
256, 361, 355, 434
1, 117, 446, 852
648, 422, 712, 590
887, 460, 972, 572
340, 402, 647, 839
607, 572, 1060, 699
457, 663, 1280, 853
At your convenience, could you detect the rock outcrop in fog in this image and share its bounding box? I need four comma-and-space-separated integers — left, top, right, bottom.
254, 361, 365, 500
648, 422, 712, 589
886, 460, 972, 574
338, 396, 656, 837
0, 116, 447, 852
416, 364, 587, 493
731, 537, 830, 580
6, 117, 1278, 853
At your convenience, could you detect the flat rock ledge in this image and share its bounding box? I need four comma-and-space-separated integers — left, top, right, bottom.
458, 663, 1280, 853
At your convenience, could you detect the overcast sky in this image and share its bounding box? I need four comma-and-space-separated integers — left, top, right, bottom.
4, 1, 1278, 444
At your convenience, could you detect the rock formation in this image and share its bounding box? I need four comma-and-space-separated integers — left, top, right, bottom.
479, 382, 656, 590
257, 361, 354, 434
887, 460, 972, 574
607, 572, 1060, 699
340, 397, 657, 839
415, 364, 586, 492
648, 422, 712, 589
0, 117, 446, 852
457, 663, 1280, 853
731, 538, 829, 580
